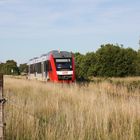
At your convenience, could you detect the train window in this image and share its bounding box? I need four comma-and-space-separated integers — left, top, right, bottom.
44, 61, 52, 71
55, 58, 72, 71
28, 65, 30, 73
30, 64, 35, 73
35, 63, 41, 73
44, 61, 47, 71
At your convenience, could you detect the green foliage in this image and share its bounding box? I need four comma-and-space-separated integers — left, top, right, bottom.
19, 63, 28, 74
74, 44, 140, 81
135, 51, 140, 75
0, 60, 20, 75
84, 52, 97, 77
74, 52, 85, 81
95, 44, 121, 77
95, 44, 137, 77
0, 63, 5, 74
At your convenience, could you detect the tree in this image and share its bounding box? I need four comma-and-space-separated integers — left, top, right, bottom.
95, 44, 121, 76
0, 63, 4, 74
95, 44, 137, 77
83, 52, 96, 77
74, 52, 86, 81
19, 63, 28, 74
74, 52, 96, 80
1, 60, 20, 75
116, 48, 137, 76
135, 50, 140, 75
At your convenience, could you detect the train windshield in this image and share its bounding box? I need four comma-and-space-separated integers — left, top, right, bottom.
55, 58, 72, 71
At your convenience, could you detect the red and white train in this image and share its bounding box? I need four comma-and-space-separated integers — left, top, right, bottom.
27, 50, 75, 83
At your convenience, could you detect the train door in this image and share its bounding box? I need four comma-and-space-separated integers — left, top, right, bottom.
44, 61, 50, 81
41, 62, 45, 80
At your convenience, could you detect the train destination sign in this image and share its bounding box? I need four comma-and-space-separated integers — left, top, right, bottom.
55, 58, 71, 62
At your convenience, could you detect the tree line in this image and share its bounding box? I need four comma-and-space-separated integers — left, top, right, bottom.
75, 44, 140, 80
0, 60, 27, 75
0, 44, 140, 80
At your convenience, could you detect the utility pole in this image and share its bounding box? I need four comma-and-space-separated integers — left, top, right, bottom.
0, 74, 6, 140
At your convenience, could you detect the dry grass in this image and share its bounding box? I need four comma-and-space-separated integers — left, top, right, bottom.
4, 76, 140, 140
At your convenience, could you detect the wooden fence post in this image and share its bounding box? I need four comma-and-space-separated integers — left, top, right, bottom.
0, 74, 6, 140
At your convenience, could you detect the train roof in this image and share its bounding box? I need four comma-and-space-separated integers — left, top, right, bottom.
47, 50, 72, 58
28, 50, 73, 65
29, 57, 38, 61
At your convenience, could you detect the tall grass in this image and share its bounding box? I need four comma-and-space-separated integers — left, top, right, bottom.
4, 77, 140, 140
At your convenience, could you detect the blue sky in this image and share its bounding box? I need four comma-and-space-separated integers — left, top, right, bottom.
0, 0, 140, 64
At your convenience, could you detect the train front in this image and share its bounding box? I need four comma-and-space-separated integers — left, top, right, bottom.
49, 51, 75, 83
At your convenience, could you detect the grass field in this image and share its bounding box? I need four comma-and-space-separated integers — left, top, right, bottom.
4, 76, 140, 140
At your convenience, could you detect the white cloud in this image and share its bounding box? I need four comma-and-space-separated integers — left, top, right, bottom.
0, 0, 140, 40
